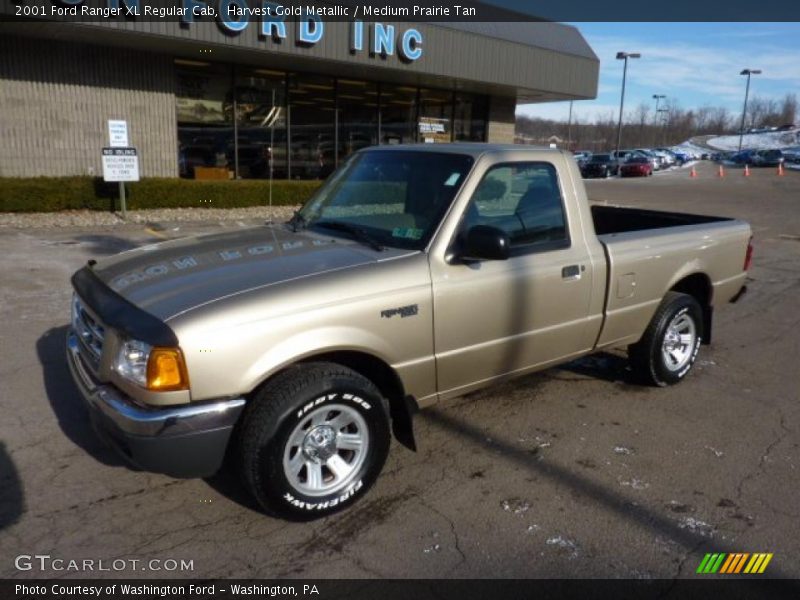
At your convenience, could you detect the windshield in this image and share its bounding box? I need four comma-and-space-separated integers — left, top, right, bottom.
591, 154, 611, 163
296, 150, 474, 250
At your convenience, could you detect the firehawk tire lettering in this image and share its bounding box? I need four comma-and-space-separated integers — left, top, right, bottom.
283, 480, 364, 510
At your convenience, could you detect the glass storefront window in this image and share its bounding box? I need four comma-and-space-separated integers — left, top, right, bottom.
380, 84, 418, 145
454, 93, 488, 142
289, 73, 336, 179
174, 60, 489, 179
337, 79, 378, 164
419, 88, 453, 143
234, 69, 286, 179
176, 62, 234, 179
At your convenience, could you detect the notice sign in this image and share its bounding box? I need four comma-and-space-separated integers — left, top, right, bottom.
108, 120, 129, 147
418, 117, 449, 143
102, 147, 139, 182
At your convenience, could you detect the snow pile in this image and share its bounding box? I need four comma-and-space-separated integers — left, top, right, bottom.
676, 141, 711, 156
705, 128, 800, 151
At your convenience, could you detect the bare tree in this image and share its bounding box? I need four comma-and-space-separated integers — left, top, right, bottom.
779, 93, 797, 125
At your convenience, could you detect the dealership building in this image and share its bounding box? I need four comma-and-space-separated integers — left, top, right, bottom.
0, 8, 598, 180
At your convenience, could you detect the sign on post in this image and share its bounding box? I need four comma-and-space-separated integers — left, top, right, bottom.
102, 147, 138, 219
101, 147, 139, 182
108, 120, 129, 147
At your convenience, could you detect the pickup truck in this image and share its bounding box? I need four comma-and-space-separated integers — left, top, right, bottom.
67, 144, 752, 519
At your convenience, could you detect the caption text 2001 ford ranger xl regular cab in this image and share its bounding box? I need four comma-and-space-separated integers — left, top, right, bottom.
67, 144, 751, 519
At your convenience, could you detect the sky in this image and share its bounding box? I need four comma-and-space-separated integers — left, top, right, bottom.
516, 23, 800, 123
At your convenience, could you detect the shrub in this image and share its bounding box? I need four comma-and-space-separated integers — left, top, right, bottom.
0, 177, 322, 213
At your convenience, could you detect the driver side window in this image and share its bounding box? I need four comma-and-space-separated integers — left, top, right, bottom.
462, 162, 569, 251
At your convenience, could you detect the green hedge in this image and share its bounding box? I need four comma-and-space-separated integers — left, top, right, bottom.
0, 177, 322, 213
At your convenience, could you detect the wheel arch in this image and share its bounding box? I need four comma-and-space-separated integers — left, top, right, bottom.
669, 273, 713, 344
250, 349, 417, 451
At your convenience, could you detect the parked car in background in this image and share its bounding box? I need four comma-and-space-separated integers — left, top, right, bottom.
574, 150, 592, 161
751, 149, 784, 167
670, 150, 690, 165
652, 150, 674, 167
573, 150, 592, 168
781, 147, 800, 164
581, 153, 619, 178
620, 155, 653, 177
633, 149, 661, 171
730, 150, 757, 165
776, 123, 796, 132
656, 148, 680, 166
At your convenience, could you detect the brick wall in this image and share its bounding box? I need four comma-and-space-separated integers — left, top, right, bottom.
486, 95, 517, 144
0, 35, 178, 178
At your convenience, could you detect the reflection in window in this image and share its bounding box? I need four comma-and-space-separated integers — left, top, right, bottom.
337, 79, 378, 163
234, 69, 286, 179
419, 88, 452, 143
454, 93, 488, 142
175, 60, 490, 180
300, 151, 474, 250
289, 74, 335, 179
380, 85, 418, 145
463, 163, 567, 248
176, 62, 234, 179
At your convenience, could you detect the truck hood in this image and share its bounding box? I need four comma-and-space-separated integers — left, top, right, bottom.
91, 225, 409, 321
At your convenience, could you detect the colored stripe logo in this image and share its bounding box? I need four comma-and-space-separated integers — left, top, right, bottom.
696, 553, 773, 574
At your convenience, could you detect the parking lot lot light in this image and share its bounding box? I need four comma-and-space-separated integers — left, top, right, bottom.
615, 52, 641, 162
652, 94, 666, 145
738, 69, 762, 151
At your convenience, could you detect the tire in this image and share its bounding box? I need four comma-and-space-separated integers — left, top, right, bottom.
238, 362, 391, 520
628, 292, 703, 386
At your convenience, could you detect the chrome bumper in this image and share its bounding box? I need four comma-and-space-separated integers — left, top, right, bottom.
66, 331, 246, 477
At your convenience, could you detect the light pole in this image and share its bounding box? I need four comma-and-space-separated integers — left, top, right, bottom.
615, 51, 641, 159
738, 68, 761, 151
652, 94, 665, 146
657, 108, 669, 145
567, 100, 573, 149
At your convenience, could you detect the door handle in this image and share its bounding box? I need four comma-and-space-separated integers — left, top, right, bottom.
562, 264, 582, 280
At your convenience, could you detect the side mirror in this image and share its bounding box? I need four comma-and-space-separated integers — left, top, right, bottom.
459, 225, 511, 261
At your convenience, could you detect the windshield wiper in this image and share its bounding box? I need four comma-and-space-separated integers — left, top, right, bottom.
287, 211, 307, 232
313, 221, 385, 252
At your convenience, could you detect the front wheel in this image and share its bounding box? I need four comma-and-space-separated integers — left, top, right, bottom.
628, 292, 703, 386
238, 362, 391, 519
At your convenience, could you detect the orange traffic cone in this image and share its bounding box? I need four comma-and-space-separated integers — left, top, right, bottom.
744, 164, 751, 177
777, 163, 785, 176
718, 164, 725, 178
690, 166, 698, 178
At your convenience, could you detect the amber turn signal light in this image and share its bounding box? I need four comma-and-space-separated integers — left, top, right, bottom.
146, 347, 190, 391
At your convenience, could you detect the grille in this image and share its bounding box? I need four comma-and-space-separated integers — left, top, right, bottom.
72, 294, 105, 366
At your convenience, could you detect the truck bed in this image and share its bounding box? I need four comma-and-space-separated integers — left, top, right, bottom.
591, 204, 732, 236
588, 204, 750, 350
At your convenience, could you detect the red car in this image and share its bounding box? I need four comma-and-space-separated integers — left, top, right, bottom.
620, 156, 653, 177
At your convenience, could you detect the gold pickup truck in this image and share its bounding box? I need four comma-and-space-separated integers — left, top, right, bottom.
67, 144, 751, 519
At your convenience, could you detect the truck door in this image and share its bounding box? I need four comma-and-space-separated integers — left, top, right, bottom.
430, 160, 596, 398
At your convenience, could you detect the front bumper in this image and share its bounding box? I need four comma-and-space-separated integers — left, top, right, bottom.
66, 331, 245, 478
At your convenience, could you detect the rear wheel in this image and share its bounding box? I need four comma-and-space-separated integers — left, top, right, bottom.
628, 292, 703, 386
238, 362, 391, 519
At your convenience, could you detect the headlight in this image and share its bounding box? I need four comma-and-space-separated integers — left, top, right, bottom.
115, 338, 190, 392
115, 339, 151, 387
